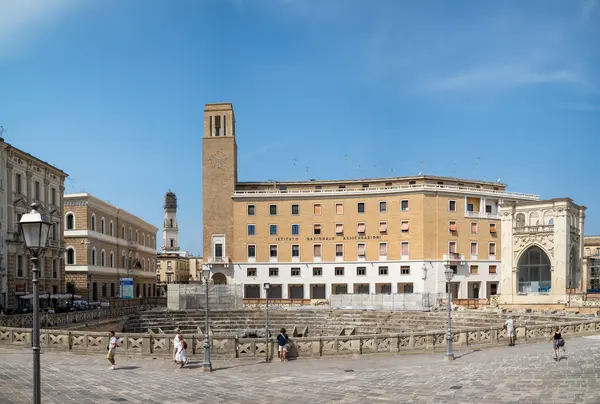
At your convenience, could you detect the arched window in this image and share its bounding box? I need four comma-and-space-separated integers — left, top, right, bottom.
136, 230, 139, 242
170, 218, 173, 228
170, 239, 174, 247
101, 250, 105, 266
518, 246, 551, 293
91, 214, 96, 231
515, 213, 525, 228
121, 254, 126, 269
66, 248, 75, 265
110, 251, 114, 267
543, 211, 554, 226
91, 248, 97, 266
110, 283, 115, 297
529, 212, 540, 226
142, 234, 146, 246
102, 283, 107, 298
101, 218, 105, 234
109, 221, 114, 236
129, 228, 132, 241
121, 225, 125, 239
66, 213, 74, 230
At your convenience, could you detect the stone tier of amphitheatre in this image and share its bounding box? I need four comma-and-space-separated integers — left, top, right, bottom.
122, 309, 590, 338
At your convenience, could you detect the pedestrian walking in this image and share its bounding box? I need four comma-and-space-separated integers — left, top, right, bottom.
176, 335, 188, 368
277, 328, 289, 362
504, 316, 515, 346
107, 331, 120, 370
173, 328, 181, 364
549, 326, 565, 361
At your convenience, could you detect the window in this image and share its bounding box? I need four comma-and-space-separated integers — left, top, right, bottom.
379, 221, 387, 233
401, 221, 409, 233
401, 266, 410, 275
91, 215, 96, 231
247, 224, 256, 236
292, 245, 300, 257
357, 267, 366, 276
247, 205, 255, 216
135, 231, 139, 242
471, 222, 478, 234
448, 241, 456, 254
490, 223, 497, 234
401, 242, 409, 257
269, 204, 277, 215
470, 242, 478, 256
51, 188, 57, 205
335, 203, 344, 215
121, 225, 125, 239
52, 259, 58, 278
66, 214, 74, 230
313, 204, 322, 215
379, 266, 388, 275
102, 283, 107, 298
215, 243, 223, 257
449, 221, 457, 232
270, 245, 278, 258
357, 243, 366, 257
401, 200, 409, 211
335, 267, 344, 276
34, 181, 40, 200
313, 244, 322, 257
313, 267, 322, 276
291, 224, 299, 235
449, 200, 456, 211
470, 265, 479, 274
66, 249, 75, 265
357, 202, 365, 213
379, 201, 387, 213
489, 265, 497, 274
121, 254, 126, 268
91, 248, 97, 265
15, 173, 22, 193
291, 204, 299, 215
291, 268, 301, 276
269, 268, 279, 276
101, 250, 105, 266
357, 222, 366, 235
110, 252, 114, 267
467, 203, 474, 212
269, 224, 278, 236
111, 283, 115, 297
101, 218, 105, 234
379, 243, 388, 256
247, 268, 257, 277
335, 223, 344, 235
486, 205, 492, 213
16, 255, 23, 277
489, 243, 496, 257
313, 224, 321, 235
247, 245, 256, 258
335, 244, 344, 257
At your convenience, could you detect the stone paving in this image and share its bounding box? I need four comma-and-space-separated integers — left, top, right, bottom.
2, 336, 600, 403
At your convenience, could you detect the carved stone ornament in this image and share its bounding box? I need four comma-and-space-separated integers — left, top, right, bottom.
513, 232, 555, 262
209, 150, 227, 169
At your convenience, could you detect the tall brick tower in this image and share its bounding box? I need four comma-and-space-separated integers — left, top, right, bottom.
202, 103, 237, 266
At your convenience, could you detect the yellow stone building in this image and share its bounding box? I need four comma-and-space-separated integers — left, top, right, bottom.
63, 193, 158, 301
201, 102, 539, 300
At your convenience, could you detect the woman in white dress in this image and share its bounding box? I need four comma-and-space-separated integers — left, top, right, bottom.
176, 335, 187, 368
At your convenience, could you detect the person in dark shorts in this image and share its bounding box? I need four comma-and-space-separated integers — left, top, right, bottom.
549, 326, 565, 361
277, 328, 289, 362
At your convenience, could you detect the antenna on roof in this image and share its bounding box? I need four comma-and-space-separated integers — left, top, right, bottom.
418, 161, 424, 176
452, 161, 457, 177
390, 168, 395, 176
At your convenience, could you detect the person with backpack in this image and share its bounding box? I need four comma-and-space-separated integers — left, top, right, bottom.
549, 326, 565, 361
277, 328, 289, 362
106, 331, 120, 370
176, 334, 187, 368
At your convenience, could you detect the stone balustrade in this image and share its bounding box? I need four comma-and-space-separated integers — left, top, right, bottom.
0, 297, 167, 328
2, 319, 599, 360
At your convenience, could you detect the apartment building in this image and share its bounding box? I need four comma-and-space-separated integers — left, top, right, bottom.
63, 193, 158, 301
201, 103, 541, 301
0, 138, 68, 309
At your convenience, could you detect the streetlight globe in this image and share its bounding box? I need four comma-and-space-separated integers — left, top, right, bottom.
444, 266, 455, 282
263, 282, 270, 291
19, 202, 52, 256
202, 266, 210, 282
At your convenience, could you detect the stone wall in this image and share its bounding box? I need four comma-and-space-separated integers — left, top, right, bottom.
2, 318, 599, 359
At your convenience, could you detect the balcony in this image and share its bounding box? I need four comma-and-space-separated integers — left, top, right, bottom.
6, 231, 22, 243
465, 211, 500, 220
207, 256, 231, 266
46, 239, 65, 249
128, 240, 138, 249
513, 225, 554, 235
443, 253, 466, 266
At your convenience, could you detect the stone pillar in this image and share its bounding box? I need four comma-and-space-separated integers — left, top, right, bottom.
6, 163, 13, 232
499, 206, 514, 304
25, 171, 32, 205
579, 209, 587, 292
553, 205, 568, 300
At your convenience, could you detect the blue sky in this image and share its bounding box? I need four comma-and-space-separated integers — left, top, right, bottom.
0, 0, 598, 254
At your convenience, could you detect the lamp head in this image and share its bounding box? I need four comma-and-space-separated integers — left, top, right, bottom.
19, 202, 51, 257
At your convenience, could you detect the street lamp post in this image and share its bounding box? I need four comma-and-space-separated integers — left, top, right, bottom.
444, 265, 455, 361
263, 282, 270, 362
19, 202, 52, 404
202, 266, 212, 372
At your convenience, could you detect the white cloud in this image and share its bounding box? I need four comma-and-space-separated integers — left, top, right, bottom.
425, 64, 584, 92
0, 0, 83, 57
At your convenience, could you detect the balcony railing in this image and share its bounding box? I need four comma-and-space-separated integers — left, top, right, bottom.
443, 253, 466, 265
6, 232, 22, 243
513, 225, 554, 234
128, 240, 138, 248
233, 183, 539, 200
465, 211, 500, 220
46, 239, 65, 249
208, 256, 230, 265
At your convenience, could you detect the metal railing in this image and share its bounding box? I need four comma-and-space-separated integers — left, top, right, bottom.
465, 211, 501, 220
443, 253, 466, 265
